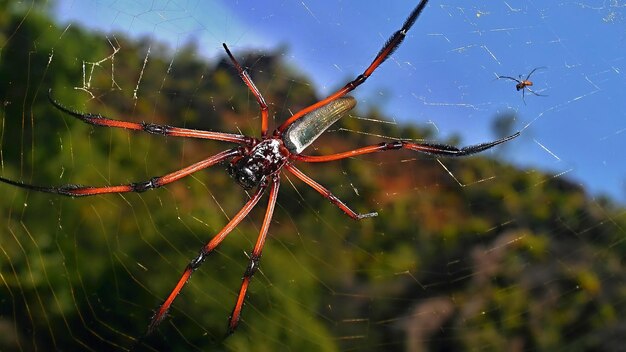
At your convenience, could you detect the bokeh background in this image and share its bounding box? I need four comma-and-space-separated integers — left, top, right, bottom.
1, 0, 625, 351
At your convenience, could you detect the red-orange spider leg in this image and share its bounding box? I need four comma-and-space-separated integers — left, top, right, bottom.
48, 90, 250, 144
148, 180, 269, 333
290, 132, 521, 163
227, 176, 280, 334
285, 164, 377, 220
222, 43, 270, 137
0, 149, 240, 197
277, 0, 429, 132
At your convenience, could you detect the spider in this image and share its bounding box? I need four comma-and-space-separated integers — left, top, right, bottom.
498, 66, 547, 104
0, 0, 519, 335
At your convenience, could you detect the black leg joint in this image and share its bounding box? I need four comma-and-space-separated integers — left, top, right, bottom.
382, 141, 404, 150
326, 192, 338, 204
57, 184, 85, 197
131, 177, 160, 192
142, 122, 171, 135
244, 255, 261, 277
190, 251, 209, 270
354, 74, 366, 86
80, 113, 105, 122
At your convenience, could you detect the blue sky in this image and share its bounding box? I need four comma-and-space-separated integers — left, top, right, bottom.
54, 0, 625, 204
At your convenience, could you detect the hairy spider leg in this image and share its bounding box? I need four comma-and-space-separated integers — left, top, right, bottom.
227, 176, 280, 334
148, 181, 269, 333
291, 132, 521, 162
222, 44, 270, 137
48, 90, 250, 144
285, 164, 378, 220
0, 149, 240, 196
277, 0, 430, 132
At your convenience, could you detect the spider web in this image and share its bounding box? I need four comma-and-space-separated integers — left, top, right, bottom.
1, 0, 625, 351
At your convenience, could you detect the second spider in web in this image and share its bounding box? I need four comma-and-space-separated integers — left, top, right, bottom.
0, 0, 520, 336
498, 66, 547, 104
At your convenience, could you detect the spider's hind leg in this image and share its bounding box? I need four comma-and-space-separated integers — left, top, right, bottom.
285, 164, 378, 220
526, 87, 547, 97
47, 89, 249, 143
148, 178, 269, 334
227, 176, 280, 334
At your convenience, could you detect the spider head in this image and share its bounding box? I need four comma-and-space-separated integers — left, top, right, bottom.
228, 158, 263, 190
227, 139, 288, 190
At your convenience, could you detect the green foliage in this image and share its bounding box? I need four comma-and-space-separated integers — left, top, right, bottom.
1, 4, 625, 351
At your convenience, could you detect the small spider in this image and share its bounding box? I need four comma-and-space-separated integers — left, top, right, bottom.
498, 66, 547, 104
0, 0, 519, 336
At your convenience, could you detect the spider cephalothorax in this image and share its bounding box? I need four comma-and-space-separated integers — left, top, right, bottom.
228, 139, 289, 190
0, 0, 521, 336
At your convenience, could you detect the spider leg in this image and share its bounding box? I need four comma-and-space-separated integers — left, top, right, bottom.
0, 149, 240, 197
526, 87, 547, 97
227, 176, 280, 334
291, 132, 520, 162
277, 0, 430, 132
48, 90, 249, 144
525, 66, 547, 81
148, 180, 269, 333
222, 44, 270, 137
285, 164, 377, 220
497, 76, 521, 83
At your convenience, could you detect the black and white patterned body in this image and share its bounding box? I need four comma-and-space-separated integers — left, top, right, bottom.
228, 139, 289, 190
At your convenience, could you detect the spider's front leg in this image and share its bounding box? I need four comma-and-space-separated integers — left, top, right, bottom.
222, 43, 270, 137
291, 132, 520, 162
48, 90, 249, 144
277, 0, 430, 132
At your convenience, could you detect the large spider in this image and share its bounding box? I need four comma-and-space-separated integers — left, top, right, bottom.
0, 0, 519, 335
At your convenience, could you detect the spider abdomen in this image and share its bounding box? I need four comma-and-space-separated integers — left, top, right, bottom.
282, 97, 356, 154
228, 139, 288, 190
